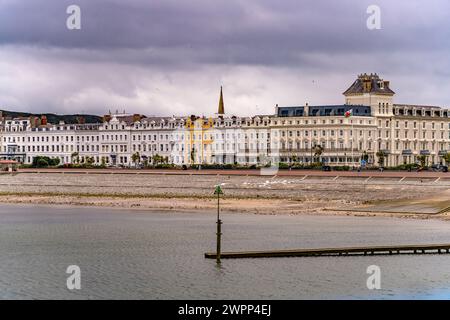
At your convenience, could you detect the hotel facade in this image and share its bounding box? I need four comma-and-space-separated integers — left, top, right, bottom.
1, 74, 449, 167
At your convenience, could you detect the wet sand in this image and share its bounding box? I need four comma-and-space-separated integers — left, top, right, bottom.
0, 172, 448, 219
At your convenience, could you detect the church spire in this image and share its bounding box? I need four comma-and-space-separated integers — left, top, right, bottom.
218, 86, 225, 115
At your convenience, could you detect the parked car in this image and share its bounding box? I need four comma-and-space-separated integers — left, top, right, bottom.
430, 164, 448, 172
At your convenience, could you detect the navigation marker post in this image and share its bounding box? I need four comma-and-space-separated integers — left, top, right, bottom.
214, 185, 224, 264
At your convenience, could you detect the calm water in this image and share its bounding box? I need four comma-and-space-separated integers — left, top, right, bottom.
1, 204, 450, 299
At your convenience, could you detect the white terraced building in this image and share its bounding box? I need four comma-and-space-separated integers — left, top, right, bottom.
1, 74, 449, 167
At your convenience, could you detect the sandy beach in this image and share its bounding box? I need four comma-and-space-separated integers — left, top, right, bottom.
0, 172, 448, 219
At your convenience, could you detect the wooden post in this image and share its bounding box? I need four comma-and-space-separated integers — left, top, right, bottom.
214, 185, 224, 264
216, 219, 222, 263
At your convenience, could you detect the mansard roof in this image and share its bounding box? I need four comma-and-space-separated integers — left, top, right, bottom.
343, 73, 395, 96
277, 104, 371, 117
393, 104, 442, 109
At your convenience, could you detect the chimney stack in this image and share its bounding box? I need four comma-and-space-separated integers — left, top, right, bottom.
304, 102, 309, 116
133, 114, 141, 122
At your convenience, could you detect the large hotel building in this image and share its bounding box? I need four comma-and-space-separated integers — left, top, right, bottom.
1, 74, 449, 167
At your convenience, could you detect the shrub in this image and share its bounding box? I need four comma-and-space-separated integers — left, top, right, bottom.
333, 166, 350, 171
31, 156, 61, 167
154, 163, 175, 169
385, 164, 420, 171
277, 162, 290, 169
290, 163, 306, 169
36, 158, 49, 167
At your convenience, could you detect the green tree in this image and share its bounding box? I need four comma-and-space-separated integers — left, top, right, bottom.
442, 152, 450, 165
85, 156, 94, 166
362, 151, 369, 162
376, 151, 385, 167
190, 147, 196, 164
152, 154, 163, 165
132, 152, 140, 168
417, 155, 428, 168
71, 152, 79, 164
313, 145, 324, 163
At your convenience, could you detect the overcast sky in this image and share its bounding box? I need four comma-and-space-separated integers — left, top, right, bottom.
1, 0, 450, 117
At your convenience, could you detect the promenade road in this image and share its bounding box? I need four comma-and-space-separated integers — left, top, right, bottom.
15, 168, 450, 179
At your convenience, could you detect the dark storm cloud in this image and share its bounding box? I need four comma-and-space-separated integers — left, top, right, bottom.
2, 0, 450, 66
0, 0, 450, 115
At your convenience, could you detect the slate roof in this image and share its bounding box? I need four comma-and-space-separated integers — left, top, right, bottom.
394, 104, 442, 109
277, 105, 372, 117
343, 73, 395, 95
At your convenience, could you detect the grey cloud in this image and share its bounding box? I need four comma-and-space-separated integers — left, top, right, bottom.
0, 0, 449, 116
2, 1, 450, 57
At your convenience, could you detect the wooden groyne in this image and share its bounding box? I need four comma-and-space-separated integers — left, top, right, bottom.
205, 244, 450, 259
